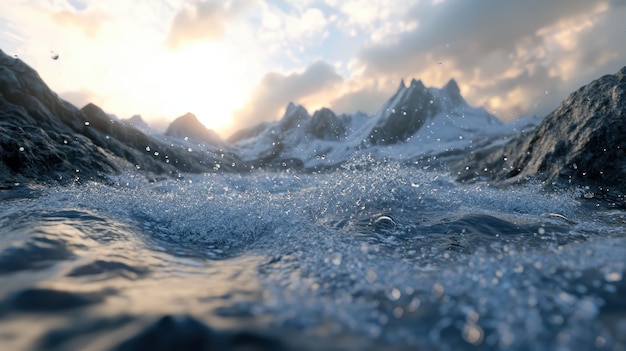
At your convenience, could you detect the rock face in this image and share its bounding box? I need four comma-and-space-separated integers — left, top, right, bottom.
369, 79, 438, 144
0, 51, 118, 184
0, 49, 241, 185
367, 78, 486, 145
165, 112, 223, 145
307, 108, 346, 141
459, 66, 626, 202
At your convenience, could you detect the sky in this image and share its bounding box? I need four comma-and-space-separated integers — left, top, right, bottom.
1, 0, 625, 138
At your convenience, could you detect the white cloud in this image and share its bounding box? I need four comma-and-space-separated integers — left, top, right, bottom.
233, 61, 343, 127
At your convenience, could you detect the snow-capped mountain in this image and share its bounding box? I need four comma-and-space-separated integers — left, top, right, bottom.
230, 78, 523, 169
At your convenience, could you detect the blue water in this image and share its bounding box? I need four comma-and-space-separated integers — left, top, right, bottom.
1, 162, 625, 350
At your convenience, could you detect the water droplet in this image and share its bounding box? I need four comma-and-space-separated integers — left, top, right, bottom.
466, 310, 480, 323
187, 147, 192, 152
605, 271, 623, 282
366, 270, 377, 283
432, 282, 445, 298
387, 288, 401, 301
462, 323, 484, 345
331, 252, 342, 266
50, 51, 59, 60
18, 146, 24, 152
145, 146, 151, 152
595, 336, 606, 348
84, 121, 90, 126
407, 297, 421, 312
393, 306, 404, 318
538, 227, 546, 235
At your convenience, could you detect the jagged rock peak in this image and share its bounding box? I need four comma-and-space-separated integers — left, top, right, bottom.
459, 65, 626, 204
369, 78, 437, 145
408, 78, 426, 90
308, 107, 346, 140
280, 103, 310, 131
442, 78, 465, 106
284, 102, 308, 117
398, 79, 407, 90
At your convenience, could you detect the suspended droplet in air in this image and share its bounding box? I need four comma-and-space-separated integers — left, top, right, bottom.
50, 51, 59, 60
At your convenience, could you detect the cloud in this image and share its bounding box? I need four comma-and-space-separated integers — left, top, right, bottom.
355, 0, 624, 119
166, 0, 253, 48
232, 61, 343, 127
51, 10, 109, 38
329, 87, 389, 115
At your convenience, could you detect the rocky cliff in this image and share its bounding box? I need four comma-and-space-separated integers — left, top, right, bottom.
0, 49, 241, 185
458, 66, 626, 204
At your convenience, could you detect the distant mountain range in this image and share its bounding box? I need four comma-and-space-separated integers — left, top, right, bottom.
1, 48, 624, 206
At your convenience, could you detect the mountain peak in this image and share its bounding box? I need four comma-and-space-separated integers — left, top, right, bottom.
165, 112, 222, 145
280, 103, 310, 131
126, 114, 146, 125
442, 78, 465, 106
409, 78, 425, 90
178, 112, 199, 123
308, 107, 346, 140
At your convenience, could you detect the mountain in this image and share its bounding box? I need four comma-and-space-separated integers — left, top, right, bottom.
231, 79, 507, 169
0, 49, 241, 185
368, 79, 438, 144
308, 107, 347, 141
165, 112, 223, 146
0, 47, 542, 183
458, 66, 626, 204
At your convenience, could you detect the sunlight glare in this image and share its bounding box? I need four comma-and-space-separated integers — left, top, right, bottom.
138, 44, 245, 134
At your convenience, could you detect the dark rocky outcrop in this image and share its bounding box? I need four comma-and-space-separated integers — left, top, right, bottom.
165, 112, 223, 145
0, 49, 242, 185
278, 103, 309, 132
441, 78, 465, 107
0, 51, 119, 184
307, 107, 346, 140
458, 66, 626, 204
368, 79, 438, 144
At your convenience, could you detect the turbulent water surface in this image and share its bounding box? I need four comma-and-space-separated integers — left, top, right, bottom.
1, 162, 625, 350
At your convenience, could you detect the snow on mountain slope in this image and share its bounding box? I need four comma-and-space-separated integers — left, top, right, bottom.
231, 78, 535, 169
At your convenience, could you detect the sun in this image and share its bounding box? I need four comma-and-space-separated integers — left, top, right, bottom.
135, 44, 248, 136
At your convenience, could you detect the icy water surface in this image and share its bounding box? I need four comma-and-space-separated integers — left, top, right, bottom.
1, 162, 625, 350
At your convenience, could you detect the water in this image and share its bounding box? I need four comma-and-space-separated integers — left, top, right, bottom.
1, 161, 625, 350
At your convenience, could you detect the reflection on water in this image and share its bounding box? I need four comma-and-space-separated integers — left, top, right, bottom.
0, 165, 625, 350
